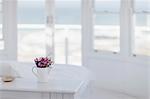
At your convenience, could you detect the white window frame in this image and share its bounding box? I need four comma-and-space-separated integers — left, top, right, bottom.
0, 0, 149, 65
0, 0, 17, 60
45, 0, 55, 60
82, 0, 150, 65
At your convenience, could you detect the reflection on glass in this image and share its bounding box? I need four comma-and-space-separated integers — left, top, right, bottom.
94, 0, 120, 52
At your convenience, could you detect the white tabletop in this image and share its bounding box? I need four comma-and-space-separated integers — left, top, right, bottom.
0, 63, 89, 94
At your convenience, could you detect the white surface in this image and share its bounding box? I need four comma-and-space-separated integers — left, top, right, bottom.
87, 58, 148, 99
82, 0, 149, 99
0, 63, 89, 94
0, 79, 84, 93
89, 86, 137, 99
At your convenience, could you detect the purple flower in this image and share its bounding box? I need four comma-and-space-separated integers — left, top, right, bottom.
34, 57, 54, 68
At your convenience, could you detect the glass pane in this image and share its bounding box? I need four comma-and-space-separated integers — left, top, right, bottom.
55, 0, 81, 25
95, 0, 120, 12
0, 0, 2, 39
17, 0, 47, 62
0, 41, 4, 50
0, 13, 2, 39
94, 0, 120, 52
18, 0, 45, 24
18, 28, 46, 61
55, 0, 81, 65
134, 0, 150, 12
134, 0, 150, 56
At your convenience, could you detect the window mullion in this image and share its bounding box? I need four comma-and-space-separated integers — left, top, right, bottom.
45, 0, 55, 60
3, 0, 17, 60
129, 0, 135, 57
82, 0, 94, 65
120, 0, 134, 57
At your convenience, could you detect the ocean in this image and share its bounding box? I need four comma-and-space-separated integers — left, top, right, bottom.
17, 1, 150, 26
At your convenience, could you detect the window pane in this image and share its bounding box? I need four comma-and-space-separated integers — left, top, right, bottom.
95, 0, 120, 12
55, 0, 81, 65
0, 41, 4, 50
94, 0, 120, 52
134, 0, 150, 56
134, 0, 150, 12
17, 0, 46, 62
0, 12, 2, 40
0, 1, 2, 39
18, 0, 45, 24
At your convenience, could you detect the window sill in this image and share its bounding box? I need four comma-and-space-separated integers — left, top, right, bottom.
89, 51, 149, 66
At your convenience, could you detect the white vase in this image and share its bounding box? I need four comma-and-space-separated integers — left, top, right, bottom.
32, 67, 51, 83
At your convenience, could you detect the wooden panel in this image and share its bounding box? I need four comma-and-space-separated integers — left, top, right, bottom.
50, 93, 63, 99
0, 91, 42, 99
63, 93, 74, 99
41, 93, 49, 99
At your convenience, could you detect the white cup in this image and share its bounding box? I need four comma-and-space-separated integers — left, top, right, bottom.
0, 63, 20, 82
32, 67, 51, 83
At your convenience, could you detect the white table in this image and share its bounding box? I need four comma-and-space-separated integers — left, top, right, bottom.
0, 64, 89, 99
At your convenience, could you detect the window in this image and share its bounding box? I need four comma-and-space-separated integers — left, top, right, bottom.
1, 0, 149, 63
0, 0, 17, 60
133, 0, 150, 56
17, 0, 82, 65
94, 0, 120, 53
54, 0, 81, 65
17, 0, 47, 61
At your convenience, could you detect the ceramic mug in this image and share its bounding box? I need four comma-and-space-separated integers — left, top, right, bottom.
32, 67, 51, 83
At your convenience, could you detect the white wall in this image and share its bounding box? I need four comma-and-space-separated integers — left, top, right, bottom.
86, 57, 149, 99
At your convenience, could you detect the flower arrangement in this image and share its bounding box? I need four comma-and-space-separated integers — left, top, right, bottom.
34, 57, 54, 68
